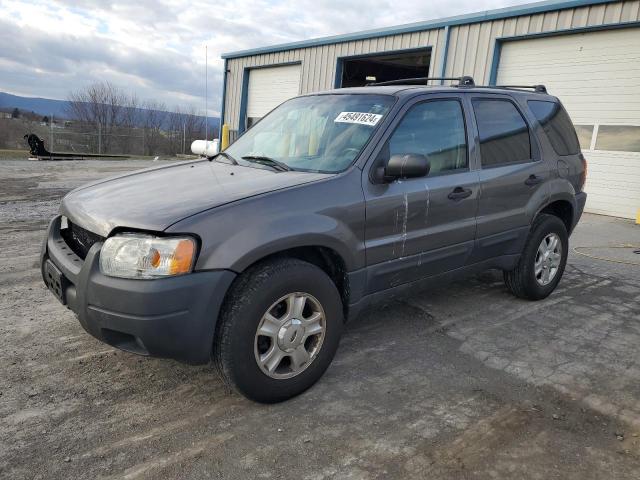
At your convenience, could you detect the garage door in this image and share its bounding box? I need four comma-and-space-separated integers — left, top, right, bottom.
246, 64, 301, 128
497, 28, 640, 219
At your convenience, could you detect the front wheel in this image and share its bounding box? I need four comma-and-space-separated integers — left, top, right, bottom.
504, 214, 568, 300
214, 258, 343, 403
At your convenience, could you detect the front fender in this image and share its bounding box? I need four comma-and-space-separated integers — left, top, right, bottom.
166, 171, 366, 273
200, 213, 361, 272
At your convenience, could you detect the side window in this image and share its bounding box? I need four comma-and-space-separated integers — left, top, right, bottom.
528, 100, 580, 155
388, 100, 468, 175
472, 99, 531, 167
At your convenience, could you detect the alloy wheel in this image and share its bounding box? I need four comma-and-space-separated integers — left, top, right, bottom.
254, 292, 326, 379
535, 233, 562, 286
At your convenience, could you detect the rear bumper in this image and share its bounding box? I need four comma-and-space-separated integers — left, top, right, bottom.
41, 216, 236, 364
573, 192, 587, 233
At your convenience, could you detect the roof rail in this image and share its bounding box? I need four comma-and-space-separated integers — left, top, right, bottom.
495, 84, 548, 93
366, 76, 475, 87
363, 77, 549, 93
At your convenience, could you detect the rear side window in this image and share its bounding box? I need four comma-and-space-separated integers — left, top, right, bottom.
388, 100, 468, 175
472, 99, 531, 167
528, 100, 580, 155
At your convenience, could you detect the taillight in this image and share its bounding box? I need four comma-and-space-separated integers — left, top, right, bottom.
579, 153, 587, 191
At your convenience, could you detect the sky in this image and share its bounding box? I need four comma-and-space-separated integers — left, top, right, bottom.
0, 0, 535, 116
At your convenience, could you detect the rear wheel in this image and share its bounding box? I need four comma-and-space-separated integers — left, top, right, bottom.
214, 258, 343, 403
504, 214, 568, 300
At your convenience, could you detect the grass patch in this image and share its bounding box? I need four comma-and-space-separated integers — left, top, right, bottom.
0, 149, 28, 158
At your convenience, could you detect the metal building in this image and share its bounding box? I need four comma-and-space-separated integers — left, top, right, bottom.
220, 0, 640, 219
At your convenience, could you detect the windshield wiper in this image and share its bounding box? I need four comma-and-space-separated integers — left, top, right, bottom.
208, 151, 238, 165
241, 155, 292, 172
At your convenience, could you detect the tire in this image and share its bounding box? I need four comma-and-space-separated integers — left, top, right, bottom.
214, 258, 343, 403
504, 214, 568, 300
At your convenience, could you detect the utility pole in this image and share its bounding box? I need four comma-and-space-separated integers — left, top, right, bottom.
98, 123, 102, 155
50, 114, 53, 151
205, 44, 209, 143
183, 121, 186, 154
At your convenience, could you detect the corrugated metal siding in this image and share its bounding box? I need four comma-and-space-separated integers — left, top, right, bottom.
224, 29, 443, 129
446, 0, 640, 83
223, 0, 639, 129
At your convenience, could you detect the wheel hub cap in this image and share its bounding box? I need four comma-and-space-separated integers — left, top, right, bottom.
277, 319, 305, 352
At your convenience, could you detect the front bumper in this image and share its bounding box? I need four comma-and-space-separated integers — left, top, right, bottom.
41, 216, 236, 364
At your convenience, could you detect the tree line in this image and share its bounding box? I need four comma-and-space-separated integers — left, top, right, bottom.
66, 81, 214, 156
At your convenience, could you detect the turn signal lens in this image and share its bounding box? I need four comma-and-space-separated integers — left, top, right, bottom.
100, 234, 197, 279
169, 239, 196, 275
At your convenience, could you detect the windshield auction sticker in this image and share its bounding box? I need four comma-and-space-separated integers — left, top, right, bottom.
334, 112, 383, 126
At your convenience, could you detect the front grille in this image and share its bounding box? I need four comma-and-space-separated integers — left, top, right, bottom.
60, 221, 105, 260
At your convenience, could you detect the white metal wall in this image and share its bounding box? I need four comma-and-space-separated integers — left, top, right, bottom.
497, 28, 640, 124
223, 0, 640, 132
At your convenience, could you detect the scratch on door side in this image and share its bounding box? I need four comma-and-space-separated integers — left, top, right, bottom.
425, 185, 430, 224
392, 209, 400, 256
418, 186, 430, 267
400, 193, 408, 257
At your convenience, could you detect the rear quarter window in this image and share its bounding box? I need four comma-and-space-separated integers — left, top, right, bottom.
528, 100, 580, 156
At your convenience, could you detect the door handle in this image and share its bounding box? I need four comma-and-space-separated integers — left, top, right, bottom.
524, 174, 543, 186
448, 187, 472, 200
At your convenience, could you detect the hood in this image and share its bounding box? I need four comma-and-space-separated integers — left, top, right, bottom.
61, 160, 331, 237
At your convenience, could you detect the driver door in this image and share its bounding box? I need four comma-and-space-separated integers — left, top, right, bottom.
362, 95, 479, 294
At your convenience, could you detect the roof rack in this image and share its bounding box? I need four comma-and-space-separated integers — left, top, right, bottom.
364, 76, 549, 93
366, 76, 476, 87
495, 84, 547, 93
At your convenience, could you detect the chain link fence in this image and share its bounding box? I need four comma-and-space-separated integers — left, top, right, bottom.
46, 122, 202, 156
0, 117, 213, 157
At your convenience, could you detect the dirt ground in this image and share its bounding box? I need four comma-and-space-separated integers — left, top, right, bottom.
1, 157, 639, 480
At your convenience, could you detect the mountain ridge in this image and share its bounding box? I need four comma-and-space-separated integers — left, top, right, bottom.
0, 91, 219, 130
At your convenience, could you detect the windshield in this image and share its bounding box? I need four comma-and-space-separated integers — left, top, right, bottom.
225, 94, 394, 173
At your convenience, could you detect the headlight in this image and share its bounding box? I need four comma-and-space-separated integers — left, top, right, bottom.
100, 233, 196, 279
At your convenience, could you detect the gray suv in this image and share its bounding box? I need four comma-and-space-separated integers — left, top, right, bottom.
41, 77, 587, 403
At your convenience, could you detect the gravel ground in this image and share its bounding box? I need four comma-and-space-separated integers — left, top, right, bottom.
1, 157, 639, 479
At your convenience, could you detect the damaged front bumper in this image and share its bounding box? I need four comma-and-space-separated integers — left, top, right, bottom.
40, 216, 236, 364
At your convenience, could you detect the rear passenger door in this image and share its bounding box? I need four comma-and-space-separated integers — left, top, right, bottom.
363, 95, 479, 293
468, 95, 550, 262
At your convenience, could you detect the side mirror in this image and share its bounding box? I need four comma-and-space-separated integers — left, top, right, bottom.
385, 153, 430, 180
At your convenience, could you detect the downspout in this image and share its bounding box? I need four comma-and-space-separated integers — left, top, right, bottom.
219, 58, 228, 138
488, 40, 502, 86
439, 25, 451, 84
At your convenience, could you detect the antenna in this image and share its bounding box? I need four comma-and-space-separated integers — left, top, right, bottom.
205, 45, 208, 143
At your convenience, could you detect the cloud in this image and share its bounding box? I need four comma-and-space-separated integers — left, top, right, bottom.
0, 0, 532, 115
